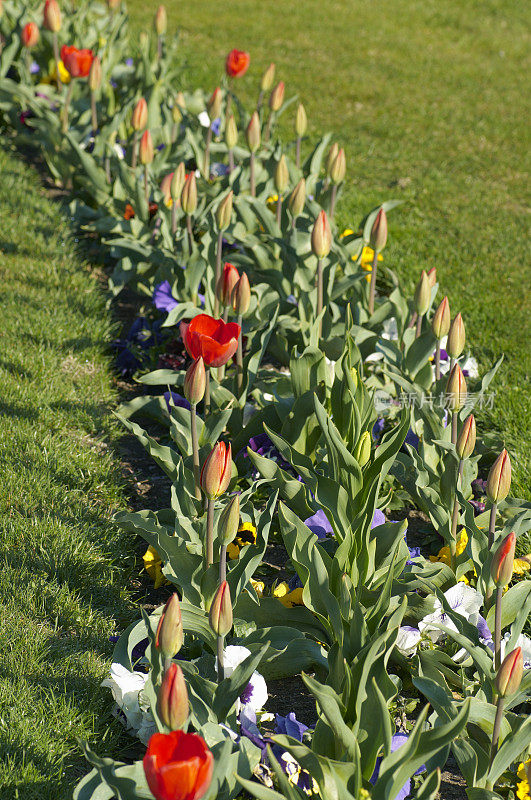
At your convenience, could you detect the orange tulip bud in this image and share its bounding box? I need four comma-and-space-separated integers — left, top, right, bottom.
181, 173, 197, 215
269, 81, 285, 112
486, 449, 512, 503
232, 272, 251, 316
184, 357, 206, 405
456, 414, 476, 460
155, 594, 183, 659
209, 581, 233, 636
491, 532, 516, 587
246, 111, 261, 153
447, 313, 465, 359
158, 663, 189, 730
446, 363, 467, 412
200, 442, 232, 498
132, 97, 148, 131
88, 56, 102, 92
216, 263, 240, 307
43, 0, 61, 32
21, 22, 39, 48
369, 208, 388, 253
154, 4, 167, 35
311, 210, 332, 259
432, 296, 450, 340
496, 647, 523, 697
139, 130, 154, 165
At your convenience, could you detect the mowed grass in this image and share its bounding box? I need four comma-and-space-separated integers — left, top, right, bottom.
0, 145, 136, 799
129, 0, 530, 494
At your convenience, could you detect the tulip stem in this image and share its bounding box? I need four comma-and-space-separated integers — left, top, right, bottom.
131, 132, 139, 170
206, 497, 214, 566
52, 33, 61, 91
204, 126, 212, 178
186, 214, 193, 254
61, 81, 74, 134
236, 313, 243, 395
296, 136, 301, 169
250, 152, 256, 197
157, 35, 163, 62
330, 184, 338, 218
204, 368, 211, 414
451, 411, 458, 445
494, 587, 503, 671
90, 91, 98, 136
316, 258, 323, 339
488, 502, 497, 549
256, 90, 263, 115
171, 201, 177, 237
220, 544, 227, 583
217, 635, 225, 682
368, 249, 379, 316
265, 112, 274, 142
415, 312, 423, 339
225, 90, 232, 121
276, 195, 283, 227
488, 696, 504, 771
228, 148, 234, 173
190, 403, 201, 501
435, 341, 441, 380
214, 230, 223, 316
450, 457, 464, 571
144, 165, 149, 203
407, 311, 418, 330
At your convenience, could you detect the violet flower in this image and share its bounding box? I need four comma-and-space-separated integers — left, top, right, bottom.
370, 732, 425, 799
163, 391, 190, 413
153, 280, 178, 312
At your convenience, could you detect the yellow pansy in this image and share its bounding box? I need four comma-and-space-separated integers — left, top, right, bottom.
514, 555, 530, 576
517, 761, 530, 800
143, 545, 169, 589
429, 529, 468, 566
340, 231, 384, 282
227, 522, 257, 560
250, 579, 265, 597
273, 581, 304, 608
266, 194, 279, 212
41, 58, 71, 85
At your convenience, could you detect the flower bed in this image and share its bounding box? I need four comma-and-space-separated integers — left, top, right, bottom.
0, 1, 529, 798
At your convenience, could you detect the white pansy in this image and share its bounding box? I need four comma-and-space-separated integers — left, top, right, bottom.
419, 584, 483, 643
221, 645, 268, 713
366, 317, 399, 363
500, 633, 531, 668
101, 663, 155, 740
198, 110, 210, 127
395, 626, 421, 656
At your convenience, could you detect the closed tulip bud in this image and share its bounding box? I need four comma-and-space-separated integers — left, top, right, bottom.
88, 56, 102, 92
158, 663, 189, 731
155, 594, 183, 658
446, 363, 467, 412
456, 414, 476, 460
369, 208, 388, 253
274, 155, 289, 194
447, 313, 465, 359
106, 0, 121, 9
311, 210, 332, 259
139, 130, 153, 165
354, 431, 371, 467
181, 173, 197, 215
232, 272, 251, 315
0, 1, 3, 19
207, 87, 222, 121
132, 97, 148, 131
154, 4, 167, 35
175, 91, 186, 110
201, 442, 232, 498
170, 162, 186, 202
414, 270, 431, 316
269, 81, 285, 112
216, 263, 239, 307
427, 267, 437, 288
184, 357, 206, 405
432, 296, 450, 340
325, 142, 339, 176
225, 113, 238, 149
330, 148, 346, 185
496, 647, 523, 697
261, 62, 275, 92
218, 495, 240, 546
295, 103, 307, 137
21, 21, 39, 48
491, 531, 516, 587
288, 178, 306, 218
486, 449, 512, 503
43, 0, 61, 32
171, 102, 182, 125
209, 581, 233, 636
246, 111, 261, 153
216, 190, 233, 232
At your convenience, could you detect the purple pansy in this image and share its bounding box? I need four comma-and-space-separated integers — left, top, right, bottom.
163, 391, 191, 413
274, 712, 310, 741
125, 57, 134, 66
304, 509, 332, 539
210, 117, 222, 136
112, 317, 165, 377
403, 428, 420, 450
30, 61, 40, 74
372, 417, 385, 441
370, 732, 425, 799
153, 280, 178, 312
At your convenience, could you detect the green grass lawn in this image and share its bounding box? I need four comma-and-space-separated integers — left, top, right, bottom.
128, 0, 530, 494
0, 145, 137, 799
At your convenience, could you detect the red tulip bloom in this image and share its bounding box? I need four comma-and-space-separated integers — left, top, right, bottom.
225, 48, 250, 78
22, 22, 40, 48
143, 730, 213, 800
180, 314, 240, 368
61, 44, 94, 78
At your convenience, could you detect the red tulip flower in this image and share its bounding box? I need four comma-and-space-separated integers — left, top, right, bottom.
225, 48, 250, 78
143, 730, 213, 800
61, 44, 94, 78
180, 314, 240, 368
22, 22, 40, 48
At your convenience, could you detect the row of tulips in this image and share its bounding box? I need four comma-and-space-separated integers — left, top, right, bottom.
1, 2, 529, 800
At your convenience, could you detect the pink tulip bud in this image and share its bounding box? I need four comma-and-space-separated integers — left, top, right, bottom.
200, 442, 232, 498
496, 647, 523, 697
369, 208, 388, 253
232, 272, 251, 316
456, 414, 476, 460
414, 270, 431, 316
432, 296, 450, 340
246, 111, 261, 153
154, 4, 167, 35
181, 173, 197, 215
486, 449, 512, 503
43, 0, 61, 32
132, 97, 148, 131
311, 210, 332, 259
157, 662, 189, 730
447, 313, 466, 359
209, 581, 233, 636
184, 357, 206, 405
216, 263, 240, 307
491, 532, 516, 587
139, 130, 154, 165
155, 594, 183, 658
269, 81, 285, 112
446, 363, 467, 412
